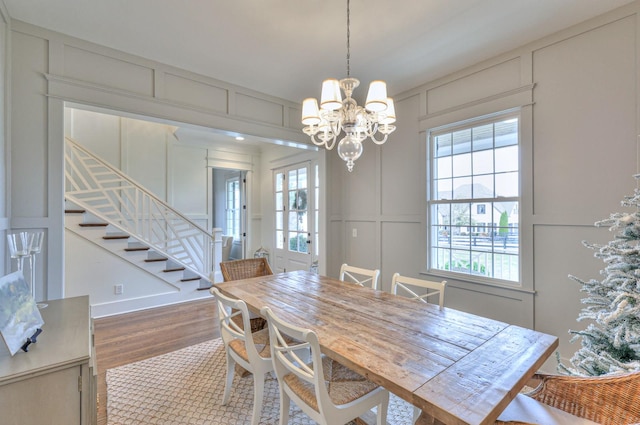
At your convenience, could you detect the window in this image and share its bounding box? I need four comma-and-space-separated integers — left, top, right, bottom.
225, 177, 241, 240
428, 114, 519, 282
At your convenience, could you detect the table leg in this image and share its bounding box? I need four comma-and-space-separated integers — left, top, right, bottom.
415, 411, 447, 425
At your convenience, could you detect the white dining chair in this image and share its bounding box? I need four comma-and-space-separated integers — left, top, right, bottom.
391, 272, 447, 310
390, 272, 447, 424
261, 306, 389, 425
210, 287, 273, 425
339, 263, 380, 290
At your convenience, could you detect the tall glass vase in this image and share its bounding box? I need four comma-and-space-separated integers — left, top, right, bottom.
7, 232, 29, 273
28, 231, 46, 309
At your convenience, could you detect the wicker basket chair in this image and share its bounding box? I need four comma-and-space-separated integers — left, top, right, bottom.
219, 258, 273, 334
220, 257, 273, 282
496, 371, 640, 425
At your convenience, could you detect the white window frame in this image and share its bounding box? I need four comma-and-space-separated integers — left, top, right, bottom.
427, 111, 521, 285
225, 177, 241, 240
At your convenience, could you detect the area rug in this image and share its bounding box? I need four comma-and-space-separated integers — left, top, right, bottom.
107, 338, 414, 425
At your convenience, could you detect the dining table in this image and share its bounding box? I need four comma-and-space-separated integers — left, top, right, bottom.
215, 270, 559, 425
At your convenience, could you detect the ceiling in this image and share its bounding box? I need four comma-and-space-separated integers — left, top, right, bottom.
4, 0, 635, 105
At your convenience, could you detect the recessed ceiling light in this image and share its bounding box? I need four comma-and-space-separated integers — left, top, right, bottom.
235, 136, 245, 141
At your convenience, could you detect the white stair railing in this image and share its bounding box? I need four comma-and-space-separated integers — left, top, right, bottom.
64, 136, 213, 281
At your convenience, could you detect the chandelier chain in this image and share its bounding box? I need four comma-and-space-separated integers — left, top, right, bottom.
300, 0, 396, 172
346, 0, 350, 76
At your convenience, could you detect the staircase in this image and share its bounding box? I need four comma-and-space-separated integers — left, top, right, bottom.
65, 207, 214, 289
64, 137, 220, 308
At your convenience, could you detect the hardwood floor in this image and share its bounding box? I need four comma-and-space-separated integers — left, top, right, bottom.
93, 298, 219, 425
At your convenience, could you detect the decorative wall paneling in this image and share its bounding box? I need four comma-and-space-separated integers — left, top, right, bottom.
326, 3, 640, 369
6, 3, 640, 367
9, 19, 311, 304
0, 5, 9, 278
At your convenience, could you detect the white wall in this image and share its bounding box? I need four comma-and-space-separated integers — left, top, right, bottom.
8, 19, 310, 306
0, 5, 9, 278
326, 3, 640, 369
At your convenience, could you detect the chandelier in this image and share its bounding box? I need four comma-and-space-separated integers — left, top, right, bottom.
301, 0, 396, 172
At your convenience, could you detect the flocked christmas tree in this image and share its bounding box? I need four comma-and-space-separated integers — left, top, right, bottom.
559, 176, 640, 376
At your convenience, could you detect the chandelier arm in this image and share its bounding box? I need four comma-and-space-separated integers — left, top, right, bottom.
369, 133, 388, 145
363, 119, 379, 138
325, 135, 338, 150
329, 120, 342, 139
310, 132, 338, 150
310, 134, 327, 147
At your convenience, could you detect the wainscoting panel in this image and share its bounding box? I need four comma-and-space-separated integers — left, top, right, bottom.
236, 92, 283, 126
444, 282, 533, 329
163, 72, 228, 114
343, 220, 378, 275
533, 224, 610, 365
427, 57, 521, 115
63, 44, 154, 96
380, 221, 424, 293
532, 15, 636, 221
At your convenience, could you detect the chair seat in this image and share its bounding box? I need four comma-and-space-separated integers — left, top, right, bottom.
283, 356, 380, 411
231, 312, 267, 333
229, 327, 272, 361
497, 393, 599, 424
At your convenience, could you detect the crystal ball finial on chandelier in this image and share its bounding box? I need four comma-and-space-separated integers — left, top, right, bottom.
300, 0, 396, 172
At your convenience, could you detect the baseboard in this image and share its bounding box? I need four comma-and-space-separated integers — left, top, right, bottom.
91, 289, 212, 318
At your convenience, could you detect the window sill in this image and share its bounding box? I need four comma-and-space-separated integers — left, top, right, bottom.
419, 269, 535, 295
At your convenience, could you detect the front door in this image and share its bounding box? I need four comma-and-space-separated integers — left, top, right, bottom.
273, 164, 312, 272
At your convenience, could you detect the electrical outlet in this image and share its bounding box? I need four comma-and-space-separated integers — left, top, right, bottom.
114, 284, 124, 295
352, 228, 357, 238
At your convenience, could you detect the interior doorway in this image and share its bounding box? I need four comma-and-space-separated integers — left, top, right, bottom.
212, 168, 247, 261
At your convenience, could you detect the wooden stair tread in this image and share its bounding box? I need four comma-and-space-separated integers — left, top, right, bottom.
163, 267, 185, 273
69, 209, 205, 288
180, 276, 201, 282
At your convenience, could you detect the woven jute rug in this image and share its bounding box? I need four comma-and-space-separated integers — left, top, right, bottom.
107, 338, 414, 425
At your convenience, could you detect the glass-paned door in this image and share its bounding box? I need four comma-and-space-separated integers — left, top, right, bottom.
273, 163, 312, 272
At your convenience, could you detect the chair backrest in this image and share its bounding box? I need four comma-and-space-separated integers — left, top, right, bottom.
261, 306, 334, 415
339, 263, 380, 290
391, 273, 447, 310
220, 257, 273, 282
210, 287, 265, 364
498, 370, 640, 424
221, 236, 233, 261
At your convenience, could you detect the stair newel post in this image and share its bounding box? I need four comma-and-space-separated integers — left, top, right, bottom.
135, 188, 140, 237
212, 228, 223, 283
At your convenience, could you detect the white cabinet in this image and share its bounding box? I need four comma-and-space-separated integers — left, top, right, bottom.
0, 296, 94, 425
